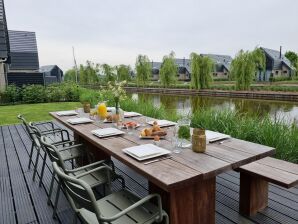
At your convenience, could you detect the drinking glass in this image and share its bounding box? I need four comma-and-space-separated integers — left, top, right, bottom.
126, 124, 134, 135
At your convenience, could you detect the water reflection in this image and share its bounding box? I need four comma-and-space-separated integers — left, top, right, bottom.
131, 93, 298, 125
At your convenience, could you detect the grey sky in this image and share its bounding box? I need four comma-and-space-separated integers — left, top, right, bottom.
5, 0, 298, 70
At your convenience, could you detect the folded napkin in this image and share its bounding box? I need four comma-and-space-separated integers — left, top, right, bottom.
67, 117, 93, 124
147, 120, 177, 127
124, 112, 142, 118
56, 110, 78, 116
107, 107, 115, 112
206, 130, 230, 143
91, 128, 124, 138
123, 144, 170, 159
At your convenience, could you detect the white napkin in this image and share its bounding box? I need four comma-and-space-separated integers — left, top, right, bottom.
67, 117, 93, 124
124, 144, 167, 158
91, 128, 124, 137
107, 107, 115, 112
56, 110, 78, 116
124, 112, 142, 118
206, 130, 230, 143
147, 120, 177, 127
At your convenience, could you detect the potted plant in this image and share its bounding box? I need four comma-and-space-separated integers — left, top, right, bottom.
80, 91, 95, 113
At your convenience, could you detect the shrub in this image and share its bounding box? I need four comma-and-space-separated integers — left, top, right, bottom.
45, 84, 66, 102
22, 85, 46, 103
0, 85, 21, 103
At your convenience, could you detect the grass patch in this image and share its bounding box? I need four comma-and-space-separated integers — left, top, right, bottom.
0, 102, 81, 126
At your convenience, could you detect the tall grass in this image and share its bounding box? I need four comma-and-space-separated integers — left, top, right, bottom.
191, 109, 298, 163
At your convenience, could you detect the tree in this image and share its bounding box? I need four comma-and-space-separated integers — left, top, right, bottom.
190, 53, 214, 89
285, 51, 298, 76
79, 61, 100, 84
63, 68, 77, 82
101, 64, 116, 82
135, 55, 151, 87
230, 48, 265, 90
159, 51, 177, 87
116, 64, 131, 81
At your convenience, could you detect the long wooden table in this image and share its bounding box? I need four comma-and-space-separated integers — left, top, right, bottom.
50, 112, 275, 224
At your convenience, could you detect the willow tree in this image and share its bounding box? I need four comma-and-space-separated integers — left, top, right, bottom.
135, 55, 151, 87
190, 53, 213, 89
101, 63, 116, 82
159, 51, 177, 87
79, 61, 100, 84
64, 68, 77, 82
116, 64, 131, 81
230, 48, 265, 90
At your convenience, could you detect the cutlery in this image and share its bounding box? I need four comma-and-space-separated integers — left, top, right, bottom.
143, 156, 172, 165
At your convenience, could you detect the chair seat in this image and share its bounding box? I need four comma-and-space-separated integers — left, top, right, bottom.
59, 147, 85, 161
78, 190, 161, 224
70, 167, 109, 188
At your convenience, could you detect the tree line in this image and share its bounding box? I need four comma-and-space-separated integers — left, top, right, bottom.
64, 49, 298, 91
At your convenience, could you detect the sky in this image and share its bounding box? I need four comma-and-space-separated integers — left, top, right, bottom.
4, 0, 298, 71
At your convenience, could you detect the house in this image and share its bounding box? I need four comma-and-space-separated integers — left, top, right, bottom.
0, 0, 10, 90
40, 65, 63, 84
201, 54, 232, 80
257, 47, 295, 81
151, 58, 191, 81
6, 30, 45, 86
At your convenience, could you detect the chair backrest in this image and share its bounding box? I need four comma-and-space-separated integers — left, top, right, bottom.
17, 114, 35, 141
52, 162, 102, 221
39, 135, 67, 170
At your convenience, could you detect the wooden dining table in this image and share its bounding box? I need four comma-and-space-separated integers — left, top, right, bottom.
50, 111, 275, 224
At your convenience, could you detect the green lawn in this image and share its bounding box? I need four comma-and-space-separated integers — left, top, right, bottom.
0, 102, 81, 126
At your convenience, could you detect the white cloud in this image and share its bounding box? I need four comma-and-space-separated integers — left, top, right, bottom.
5, 0, 298, 71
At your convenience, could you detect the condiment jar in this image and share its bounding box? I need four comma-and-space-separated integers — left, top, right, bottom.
192, 128, 206, 153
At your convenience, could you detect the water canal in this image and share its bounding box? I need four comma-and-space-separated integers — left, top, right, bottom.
131, 93, 298, 125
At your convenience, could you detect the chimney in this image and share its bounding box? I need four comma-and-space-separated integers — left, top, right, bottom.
280, 46, 282, 59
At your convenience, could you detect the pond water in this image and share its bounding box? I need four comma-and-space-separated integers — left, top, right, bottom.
131, 93, 298, 125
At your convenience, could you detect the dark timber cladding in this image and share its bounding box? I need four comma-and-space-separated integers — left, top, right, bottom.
0, 0, 10, 59
7, 71, 44, 85
8, 30, 39, 70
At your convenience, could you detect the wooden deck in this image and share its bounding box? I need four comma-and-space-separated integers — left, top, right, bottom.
0, 122, 297, 224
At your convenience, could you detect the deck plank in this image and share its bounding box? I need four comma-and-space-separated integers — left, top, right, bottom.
1, 123, 298, 224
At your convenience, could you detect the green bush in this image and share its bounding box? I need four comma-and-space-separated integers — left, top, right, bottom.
45, 84, 66, 102
0, 85, 21, 103
22, 85, 46, 103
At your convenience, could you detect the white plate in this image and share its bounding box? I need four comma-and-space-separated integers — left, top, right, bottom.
67, 117, 93, 124
123, 144, 171, 161
91, 128, 125, 138
124, 112, 142, 118
107, 107, 115, 112
190, 129, 231, 143
147, 120, 177, 127
56, 110, 78, 116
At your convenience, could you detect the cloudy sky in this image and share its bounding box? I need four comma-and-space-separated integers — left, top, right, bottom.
5, 0, 298, 70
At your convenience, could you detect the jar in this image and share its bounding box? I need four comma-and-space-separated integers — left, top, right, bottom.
192, 128, 206, 153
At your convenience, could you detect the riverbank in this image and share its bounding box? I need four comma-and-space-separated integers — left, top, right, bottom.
125, 87, 298, 101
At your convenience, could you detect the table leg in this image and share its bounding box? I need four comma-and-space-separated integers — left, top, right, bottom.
74, 133, 110, 163
239, 172, 268, 216
149, 177, 216, 224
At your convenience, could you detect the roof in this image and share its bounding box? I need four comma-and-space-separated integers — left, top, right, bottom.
0, 0, 10, 59
8, 30, 38, 53
39, 65, 58, 72
152, 58, 191, 73
201, 54, 233, 71
261, 47, 294, 70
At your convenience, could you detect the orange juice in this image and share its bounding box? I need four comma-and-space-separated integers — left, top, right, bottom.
97, 102, 108, 119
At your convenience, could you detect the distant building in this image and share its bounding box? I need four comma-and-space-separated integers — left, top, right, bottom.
40, 65, 63, 84
201, 54, 232, 80
151, 58, 191, 81
257, 47, 295, 81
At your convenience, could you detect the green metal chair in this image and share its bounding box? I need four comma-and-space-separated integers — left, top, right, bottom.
52, 162, 169, 224
40, 136, 125, 219
17, 114, 64, 180
29, 122, 83, 185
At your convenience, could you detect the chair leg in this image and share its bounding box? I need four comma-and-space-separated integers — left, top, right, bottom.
28, 142, 34, 169
32, 150, 40, 181
47, 172, 55, 205
52, 180, 61, 219
39, 153, 47, 187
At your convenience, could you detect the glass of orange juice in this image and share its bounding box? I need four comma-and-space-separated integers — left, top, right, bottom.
97, 101, 108, 121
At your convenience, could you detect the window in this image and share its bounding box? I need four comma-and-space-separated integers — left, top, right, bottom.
224, 72, 227, 75
275, 71, 279, 74
213, 73, 217, 76
283, 70, 288, 74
